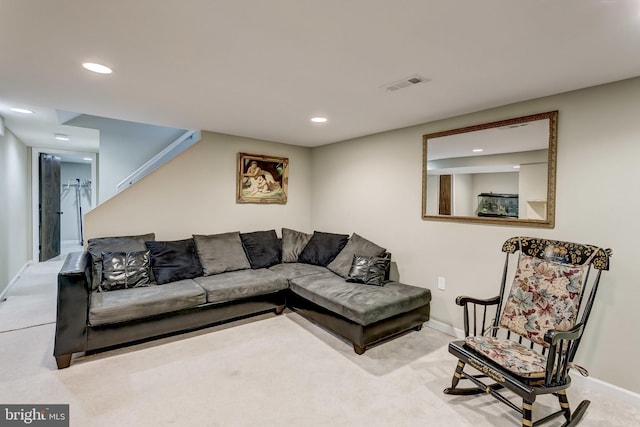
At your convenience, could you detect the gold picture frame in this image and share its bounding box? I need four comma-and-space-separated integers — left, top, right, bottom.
237, 152, 289, 204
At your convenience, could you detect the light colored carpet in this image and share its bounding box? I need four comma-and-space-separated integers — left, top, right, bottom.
0, 260, 62, 333
1, 261, 639, 426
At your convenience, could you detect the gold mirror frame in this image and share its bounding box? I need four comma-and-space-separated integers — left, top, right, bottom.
422, 111, 557, 228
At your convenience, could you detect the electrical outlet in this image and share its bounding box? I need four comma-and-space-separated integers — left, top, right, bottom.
437, 276, 446, 291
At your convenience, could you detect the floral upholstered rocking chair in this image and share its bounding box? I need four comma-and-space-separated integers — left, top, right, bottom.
444, 237, 611, 427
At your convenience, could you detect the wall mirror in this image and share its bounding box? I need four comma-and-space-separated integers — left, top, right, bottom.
422, 111, 557, 227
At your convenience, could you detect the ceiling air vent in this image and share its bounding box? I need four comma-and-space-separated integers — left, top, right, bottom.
381, 74, 430, 92
499, 123, 530, 130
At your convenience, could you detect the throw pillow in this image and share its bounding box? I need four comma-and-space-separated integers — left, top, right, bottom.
346, 255, 390, 286
145, 239, 203, 285
100, 250, 152, 291
193, 232, 251, 275
240, 230, 281, 269
327, 233, 386, 278
87, 233, 155, 290
297, 231, 349, 266
281, 228, 312, 263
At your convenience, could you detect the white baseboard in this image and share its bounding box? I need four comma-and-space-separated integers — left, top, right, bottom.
0, 260, 33, 302
424, 319, 640, 408
571, 373, 640, 408
425, 318, 464, 339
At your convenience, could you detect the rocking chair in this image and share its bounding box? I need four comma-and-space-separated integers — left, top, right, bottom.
444, 237, 611, 427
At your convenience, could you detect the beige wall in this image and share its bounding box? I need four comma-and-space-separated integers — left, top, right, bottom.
85, 131, 312, 242
0, 128, 31, 294
310, 77, 640, 393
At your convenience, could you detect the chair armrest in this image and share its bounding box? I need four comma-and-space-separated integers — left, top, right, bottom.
456, 295, 501, 306
544, 323, 585, 346
542, 323, 587, 386
54, 252, 91, 357
455, 295, 501, 337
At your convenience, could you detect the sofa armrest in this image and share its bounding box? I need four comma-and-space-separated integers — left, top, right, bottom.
53, 251, 91, 365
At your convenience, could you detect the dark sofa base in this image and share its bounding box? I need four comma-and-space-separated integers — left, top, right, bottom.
55, 291, 286, 369
287, 291, 430, 354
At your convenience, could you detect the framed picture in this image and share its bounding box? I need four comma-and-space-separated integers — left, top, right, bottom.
237, 152, 289, 204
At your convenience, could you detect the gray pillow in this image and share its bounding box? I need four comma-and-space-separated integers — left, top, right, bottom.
281, 228, 312, 263
193, 232, 251, 275
327, 233, 386, 278
87, 233, 155, 290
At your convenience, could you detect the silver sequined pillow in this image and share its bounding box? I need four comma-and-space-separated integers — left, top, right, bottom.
100, 250, 151, 291
346, 255, 390, 286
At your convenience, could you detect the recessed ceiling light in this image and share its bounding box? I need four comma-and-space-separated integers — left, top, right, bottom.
55, 133, 70, 141
10, 107, 34, 114
82, 62, 113, 74
472, 148, 483, 153
513, 165, 521, 169
311, 117, 328, 123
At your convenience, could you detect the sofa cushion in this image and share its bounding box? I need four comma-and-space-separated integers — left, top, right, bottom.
240, 230, 281, 269
100, 250, 152, 291
327, 233, 386, 278
290, 271, 431, 326
87, 233, 155, 291
193, 232, 251, 275
281, 228, 312, 263
88, 279, 206, 326
194, 269, 288, 304
145, 239, 203, 285
298, 231, 349, 266
268, 263, 330, 280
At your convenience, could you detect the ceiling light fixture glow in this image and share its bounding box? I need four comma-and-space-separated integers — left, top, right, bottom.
82, 62, 113, 74
311, 117, 328, 123
55, 134, 70, 141
10, 107, 34, 114
472, 148, 483, 152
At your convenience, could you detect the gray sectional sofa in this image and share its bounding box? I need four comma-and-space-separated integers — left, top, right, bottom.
54, 229, 431, 368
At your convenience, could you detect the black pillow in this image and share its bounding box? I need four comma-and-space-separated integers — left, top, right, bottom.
240, 230, 281, 269
100, 250, 152, 291
145, 239, 204, 285
346, 255, 390, 286
298, 231, 349, 266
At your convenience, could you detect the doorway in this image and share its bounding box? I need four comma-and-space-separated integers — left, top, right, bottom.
38, 153, 61, 261
31, 149, 97, 262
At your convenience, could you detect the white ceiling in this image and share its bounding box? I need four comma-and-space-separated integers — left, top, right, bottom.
1, 0, 640, 151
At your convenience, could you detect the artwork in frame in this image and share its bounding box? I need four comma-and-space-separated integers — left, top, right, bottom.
237, 152, 289, 204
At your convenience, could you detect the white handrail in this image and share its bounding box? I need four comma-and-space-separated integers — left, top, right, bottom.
115, 130, 201, 192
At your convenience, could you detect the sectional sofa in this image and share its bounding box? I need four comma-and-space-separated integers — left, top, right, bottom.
54, 228, 431, 368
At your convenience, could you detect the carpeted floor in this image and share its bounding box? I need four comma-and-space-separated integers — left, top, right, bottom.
1, 261, 639, 426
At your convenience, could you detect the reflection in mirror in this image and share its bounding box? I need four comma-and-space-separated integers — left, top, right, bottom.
422, 111, 557, 227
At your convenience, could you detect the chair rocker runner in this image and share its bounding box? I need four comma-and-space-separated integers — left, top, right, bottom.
443, 236, 611, 427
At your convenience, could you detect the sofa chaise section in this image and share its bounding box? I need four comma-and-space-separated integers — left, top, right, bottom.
287, 269, 431, 354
